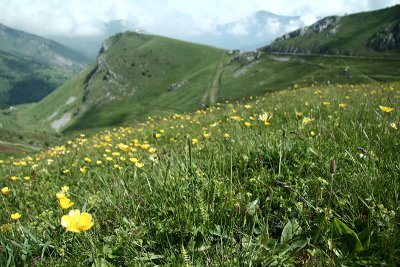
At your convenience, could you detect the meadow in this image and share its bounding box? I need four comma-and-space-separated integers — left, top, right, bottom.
0, 82, 399, 266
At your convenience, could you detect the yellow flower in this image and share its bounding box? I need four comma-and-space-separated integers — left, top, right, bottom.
244, 122, 252, 127
295, 111, 303, 118
10, 176, 18, 181
390, 122, 397, 130
24, 176, 30, 181
310, 131, 316, 137
118, 143, 131, 152
61, 186, 69, 192
258, 112, 272, 125
56, 192, 66, 199
203, 132, 211, 139
80, 167, 87, 173
61, 209, 93, 233
223, 133, 230, 139
149, 147, 157, 153
379, 105, 394, 113
244, 105, 252, 109
11, 213, 22, 220
96, 160, 103, 165
84, 157, 92, 163
140, 143, 150, 150
191, 138, 198, 145
135, 162, 144, 168
339, 103, 347, 108
323, 101, 330, 106
59, 197, 74, 209
302, 117, 314, 126
1, 187, 10, 195
129, 157, 138, 164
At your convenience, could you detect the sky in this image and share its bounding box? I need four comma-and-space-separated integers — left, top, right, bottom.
0, 0, 399, 44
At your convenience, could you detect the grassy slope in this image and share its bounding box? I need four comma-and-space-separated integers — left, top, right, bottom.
64, 33, 226, 131
0, 82, 398, 265
264, 5, 400, 57
0, 23, 90, 107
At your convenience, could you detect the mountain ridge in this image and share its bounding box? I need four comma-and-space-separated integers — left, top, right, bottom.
0, 23, 90, 107
260, 5, 400, 57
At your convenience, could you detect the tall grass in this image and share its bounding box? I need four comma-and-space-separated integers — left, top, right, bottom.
0, 82, 399, 266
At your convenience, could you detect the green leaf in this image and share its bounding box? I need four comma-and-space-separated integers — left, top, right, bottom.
246, 199, 259, 216
281, 219, 302, 243
331, 218, 363, 254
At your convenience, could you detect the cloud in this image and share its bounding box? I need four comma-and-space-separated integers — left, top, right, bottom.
0, 0, 398, 39
227, 22, 249, 35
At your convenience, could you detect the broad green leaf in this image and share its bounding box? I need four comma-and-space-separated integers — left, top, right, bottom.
281, 219, 302, 243
246, 199, 259, 216
331, 218, 363, 254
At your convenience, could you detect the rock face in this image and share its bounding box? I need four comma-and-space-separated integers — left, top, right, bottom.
275, 16, 341, 41
367, 22, 400, 51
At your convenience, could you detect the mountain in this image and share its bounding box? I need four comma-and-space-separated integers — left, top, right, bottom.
0, 23, 90, 108
187, 11, 304, 51
6, 29, 400, 134
48, 20, 144, 59
260, 5, 400, 57
8, 32, 226, 132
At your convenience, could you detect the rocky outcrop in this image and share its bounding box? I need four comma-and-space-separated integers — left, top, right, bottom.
367, 22, 400, 51
274, 16, 341, 42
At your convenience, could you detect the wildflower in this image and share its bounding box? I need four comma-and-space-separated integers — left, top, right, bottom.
0, 223, 12, 233
61, 209, 93, 233
84, 157, 92, 163
390, 122, 397, 130
149, 147, 157, 153
80, 167, 87, 173
154, 133, 162, 139
379, 105, 394, 113
323, 101, 330, 106
11, 213, 22, 220
295, 111, 303, 118
244, 122, 252, 127
61, 186, 69, 192
59, 197, 74, 209
302, 117, 314, 126
96, 160, 103, 165
203, 132, 211, 139
24, 176, 30, 181
339, 103, 347, 108
223, 133, 230, 139
245, 105, 252, 109
192, 138, 198, 145
56, 192, 66, 199
140, 143, 150, 150
118, 143, 131, 152
105, 157, 113, 161
310, 131, 316, 137
258, 112, 273, 125
10, 176, 18, 181
1, 187, 10, 195
129, 158, 138, 164
135, 162, 144, 168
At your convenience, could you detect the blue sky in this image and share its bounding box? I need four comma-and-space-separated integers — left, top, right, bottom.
0, 0, 398, 38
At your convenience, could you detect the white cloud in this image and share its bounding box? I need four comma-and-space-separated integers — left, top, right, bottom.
0, 0, 398, 39
227, 22, 249, 35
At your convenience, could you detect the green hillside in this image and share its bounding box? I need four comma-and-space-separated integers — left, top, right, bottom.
0, 82, 399, 265
261, 5, 400, 57
0, 23, 90, 107
4, 31, 400, 136
6, 32, 227, 133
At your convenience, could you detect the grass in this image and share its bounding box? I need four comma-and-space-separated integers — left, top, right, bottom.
263, 5, 400, 57
0, 82, 399, 266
